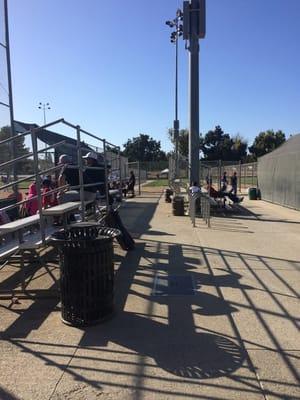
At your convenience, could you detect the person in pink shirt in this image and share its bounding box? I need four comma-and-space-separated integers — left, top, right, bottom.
25, 182, 39, 215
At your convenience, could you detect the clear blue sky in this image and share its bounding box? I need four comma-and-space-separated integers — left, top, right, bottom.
1, 0, 300, 152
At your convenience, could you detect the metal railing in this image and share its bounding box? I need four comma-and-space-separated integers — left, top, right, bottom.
127, 161, 147, 196
0, 118, 123, 244
189, 191, 211, 228
199, 160, 258, 192
200, 193, 211, 228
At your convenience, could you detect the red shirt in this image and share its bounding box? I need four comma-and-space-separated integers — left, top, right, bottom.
42, 187, 57, 208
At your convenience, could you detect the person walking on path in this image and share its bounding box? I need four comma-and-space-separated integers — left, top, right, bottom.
221, 171, 228, 192
230, 171, 238, 196
127, 171, 136, 197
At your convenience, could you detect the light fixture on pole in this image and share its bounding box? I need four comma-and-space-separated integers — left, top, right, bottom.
166, 9, 183, 179
38, 102, 51, 159
38, 102, 51, 125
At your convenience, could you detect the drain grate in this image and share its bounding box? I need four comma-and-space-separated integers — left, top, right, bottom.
152, 274, 196, 296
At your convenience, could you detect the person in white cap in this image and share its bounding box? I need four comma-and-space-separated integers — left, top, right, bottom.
57, 153, 98, 203
82, 151, 105, 198
58, 154, 70, 165
57, 154, 81, 203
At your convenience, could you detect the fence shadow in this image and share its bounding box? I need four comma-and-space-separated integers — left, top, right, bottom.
1, 191, 299, 399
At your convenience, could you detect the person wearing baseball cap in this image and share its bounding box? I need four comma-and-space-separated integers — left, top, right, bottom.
83, 151, 105, 197
82, 151, 98, 163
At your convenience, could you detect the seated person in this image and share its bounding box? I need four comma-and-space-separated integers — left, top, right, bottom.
57, 153, 105, 203
189, 181, 201, 195
189, 181, 201, 211
57, 154, 80, 203
42, 179, 58, 209
24, 182, 38, 216
208, 184, 243, 204
226, 192, 244, 204
83, 151, 105, 200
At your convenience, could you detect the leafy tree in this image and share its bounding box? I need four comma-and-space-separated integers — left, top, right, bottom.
231, 134, 248, 161
249, 130, 286, 159
168, 128, 189, 158
201, 125, 233, 161
123, 134, 167, 162
0, 126, 32, 175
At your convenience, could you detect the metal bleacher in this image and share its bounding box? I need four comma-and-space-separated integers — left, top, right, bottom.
0, 118, 123, 297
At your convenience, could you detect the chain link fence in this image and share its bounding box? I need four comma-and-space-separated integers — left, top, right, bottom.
200, 161, 257, 192
168, 153, 188, 181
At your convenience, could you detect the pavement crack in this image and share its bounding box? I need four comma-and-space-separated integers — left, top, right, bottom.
48, 343, 80, 400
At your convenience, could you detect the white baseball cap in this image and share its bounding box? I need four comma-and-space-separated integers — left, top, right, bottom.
83, 151, 98, 160
58, 154, 70, 164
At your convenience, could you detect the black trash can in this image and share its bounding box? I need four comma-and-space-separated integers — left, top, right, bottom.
172, 195, 185, 216
165, 188, 173, 203
52, 223, 120, 327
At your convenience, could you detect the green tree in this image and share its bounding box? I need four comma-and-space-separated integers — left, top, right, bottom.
0, 126, 32, 175
249, 130, 286, 159
168, 128, 189, 158
201, 125, 233, 161
123, 134, 167, 162
231, 134, 248, 161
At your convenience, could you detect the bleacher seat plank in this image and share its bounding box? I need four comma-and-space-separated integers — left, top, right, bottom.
41, 202, 81, 216
0, 215, 40, 234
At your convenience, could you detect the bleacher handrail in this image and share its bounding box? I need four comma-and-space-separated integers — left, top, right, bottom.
0, 164, 63, 192
0, 117, 123, 235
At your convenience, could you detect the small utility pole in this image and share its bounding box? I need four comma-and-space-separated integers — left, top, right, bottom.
183, 0, 206, 185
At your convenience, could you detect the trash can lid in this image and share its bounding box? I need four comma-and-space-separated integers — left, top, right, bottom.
51, 223, 121, 243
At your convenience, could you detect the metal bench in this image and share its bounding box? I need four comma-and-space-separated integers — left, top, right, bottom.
0, 214, 40, 235
0, 202, 97, 297
0, 215, 59, 297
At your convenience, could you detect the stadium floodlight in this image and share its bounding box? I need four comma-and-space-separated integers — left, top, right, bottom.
165, 9, 184, 179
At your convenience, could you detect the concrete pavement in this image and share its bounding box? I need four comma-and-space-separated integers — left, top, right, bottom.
0, 188, 299, 399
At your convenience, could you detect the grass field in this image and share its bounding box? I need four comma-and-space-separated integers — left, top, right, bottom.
0, 179, 34, 190
144, 179, 169, 187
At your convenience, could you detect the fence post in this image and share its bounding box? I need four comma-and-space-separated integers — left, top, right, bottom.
103, 140, 109, 209
239, 160, 242, 193
138, 161, 141, 195
218, 160, 222, 191
76, 125, 85, 222
207, 197, 211, 228
31, 128, 45, 243
118, 147, 122, 186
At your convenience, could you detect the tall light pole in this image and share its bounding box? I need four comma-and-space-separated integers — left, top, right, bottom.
166, 10, 183, 179
183, 0, 206, 185
38, 102, 51, 159
2, 0, 17, 194
38, 102, 51, 125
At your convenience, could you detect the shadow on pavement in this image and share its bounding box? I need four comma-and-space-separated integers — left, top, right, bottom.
2, 191, 300, 399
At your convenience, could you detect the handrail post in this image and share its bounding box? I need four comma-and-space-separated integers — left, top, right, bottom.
138, 161, 141, 196
118, 146, 122, 188
207, 197, 211, 228
103, 140, 109, 210
31, 128, 45, 243
76, 125, 85, 222
239, 160, 242, 193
